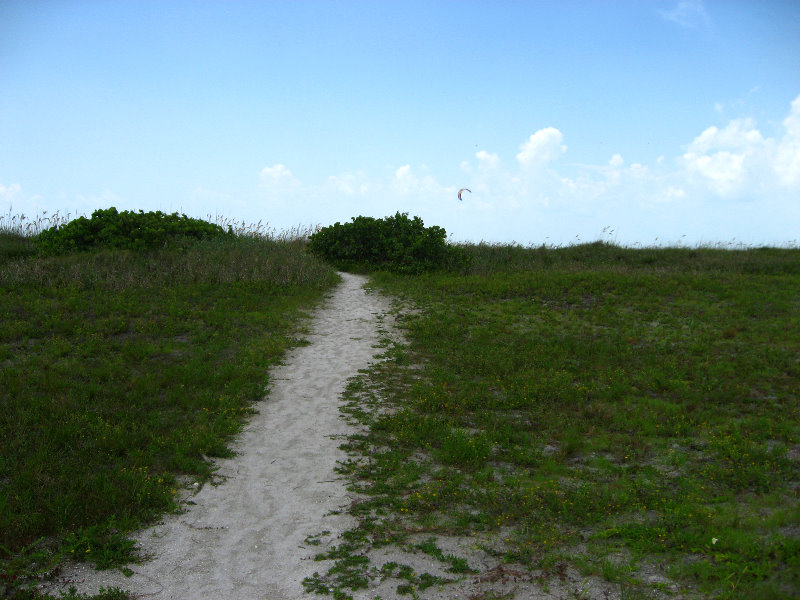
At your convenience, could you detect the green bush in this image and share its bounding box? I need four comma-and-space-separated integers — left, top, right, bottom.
307, 212, 467, 273
34, 207, 231, 256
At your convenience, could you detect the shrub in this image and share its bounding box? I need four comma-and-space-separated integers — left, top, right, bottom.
308, 212, 466, 273
34, 207, 231, 256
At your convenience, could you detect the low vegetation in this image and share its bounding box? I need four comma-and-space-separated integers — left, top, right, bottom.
3, 208, 798, 599
309, 241, 800, 599
0, 210, 337, 599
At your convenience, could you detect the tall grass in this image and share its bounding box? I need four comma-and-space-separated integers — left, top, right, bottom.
310, 242, 800, 600
0, 209, 73, 237
0, 210, 72, 263
0, 214, 337, 598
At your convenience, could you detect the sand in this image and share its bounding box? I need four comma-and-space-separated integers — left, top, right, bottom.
39, 272, 392, 599
39, 272, 625, 600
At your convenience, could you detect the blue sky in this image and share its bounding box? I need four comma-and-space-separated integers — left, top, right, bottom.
2, 0, 799, 246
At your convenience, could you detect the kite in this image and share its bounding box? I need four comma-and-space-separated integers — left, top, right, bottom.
457, 188, 471, 201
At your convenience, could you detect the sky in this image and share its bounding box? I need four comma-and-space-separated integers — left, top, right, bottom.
1, 0, 799, 247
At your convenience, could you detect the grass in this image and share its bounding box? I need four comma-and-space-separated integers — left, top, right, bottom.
310, 241, 800, 599
3, 211, 799, 599
0, 214, 337, 598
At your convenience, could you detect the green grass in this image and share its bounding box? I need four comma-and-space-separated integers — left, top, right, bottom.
0, 221, 337, 598
314, 242, 800, 599
4, 217, 799, 600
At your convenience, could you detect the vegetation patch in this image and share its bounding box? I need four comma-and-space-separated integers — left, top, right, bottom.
4, 207, 798, 599
34, 207, 232, 256
307, 212, 468, 274
0, 212, 337, 599
314, 242, 800, 599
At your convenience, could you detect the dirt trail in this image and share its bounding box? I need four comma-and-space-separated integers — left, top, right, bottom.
42, 272, 392, 599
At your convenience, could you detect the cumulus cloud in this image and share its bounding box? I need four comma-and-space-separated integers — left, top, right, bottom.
260, 164, 299, 186
392, 164, 417, 195
775, 95, 800, 186
476, 150, 500, 170
259, 164, 301, 200
681, 95, 800, 197
687, 119, 766, 154
684, 149, 747, 195
461, 150, 500, 177
391, 164, 444, 198
244, 97, 799, 245
516, 128, 566, 169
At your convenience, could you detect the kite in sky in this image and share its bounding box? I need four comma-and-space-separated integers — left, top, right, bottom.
457, 188, 471, 201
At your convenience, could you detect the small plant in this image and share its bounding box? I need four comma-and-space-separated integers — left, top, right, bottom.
61, 524, 138, 570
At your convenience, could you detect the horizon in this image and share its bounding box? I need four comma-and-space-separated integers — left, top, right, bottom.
2, 1, 799, 247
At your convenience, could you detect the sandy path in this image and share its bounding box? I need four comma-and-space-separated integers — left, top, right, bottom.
40, 272, 625, 600
42, 272, 392, 600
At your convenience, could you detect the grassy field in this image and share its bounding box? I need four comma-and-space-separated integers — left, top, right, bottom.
307, 242, 800, 599
0, 221, 338, 599
2, 217, 799, 599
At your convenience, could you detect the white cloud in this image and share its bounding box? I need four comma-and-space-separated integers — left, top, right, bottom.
476, 150, 500, 170
326, 170, 371, 196
390, 164, 444, 198
392, 164, 416, 194
450, 111, 799, 243
228, 97, 800, 245
516, 128, 566, 169
259, 164, 301, 200
659, 0, 710, 28
681, 97, 800, 197
687, 119, 765, 154
775, 95, 800, 186
684, 150, 746, 195
260, 164, 299, 186
682, 120, 759, 196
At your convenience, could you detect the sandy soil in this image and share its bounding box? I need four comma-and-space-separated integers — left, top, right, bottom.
39, 273, 392, 599
40, 272, 625, 600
